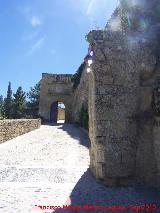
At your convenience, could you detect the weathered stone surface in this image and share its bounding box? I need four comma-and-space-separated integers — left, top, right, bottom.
105, 142, 136, 177
0, 119, 41, 144
72, 65, 89, 123
57, 108, 65, 120
39, 74, 73, 122
87, 0, 160, 187
135, 117, 158, 186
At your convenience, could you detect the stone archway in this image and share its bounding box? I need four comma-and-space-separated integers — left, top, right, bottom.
39, 73, 73, 123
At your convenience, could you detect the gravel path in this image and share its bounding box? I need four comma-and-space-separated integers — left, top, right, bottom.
0, 124, 160, 213
0, 124, 90, 213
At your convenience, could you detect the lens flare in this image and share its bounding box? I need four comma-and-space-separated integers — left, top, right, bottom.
90, 50, 94, 57
127, 14, 132, 29
87, 67, 91, 73
88, 59, 93, 66
139, 16, 148, 30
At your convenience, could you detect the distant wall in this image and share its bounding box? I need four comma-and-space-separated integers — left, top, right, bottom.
58, 108, 65, 120
39, 73, 73, 122
0, 119, 41, 144
72, 65, 89, 123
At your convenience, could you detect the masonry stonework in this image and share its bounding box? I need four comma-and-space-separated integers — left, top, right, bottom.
0, 119, 41, 144
86, 0, 160, 187
72, 65, 89, 123
39, 73, 73, 122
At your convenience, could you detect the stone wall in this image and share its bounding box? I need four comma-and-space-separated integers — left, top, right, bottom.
86, 0, 160, 187
72, 64, 89, 123
57, 108, 65, 120
39, 73, 73, 122
0, 119, 41, 144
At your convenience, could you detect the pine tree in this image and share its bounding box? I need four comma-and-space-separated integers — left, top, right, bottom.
3, 82, 13, 118
12, 86, 26, 119
26, 82, 40, 118
0, 95, 4, 119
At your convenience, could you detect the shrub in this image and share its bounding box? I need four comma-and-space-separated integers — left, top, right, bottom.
78, 105, 89, 130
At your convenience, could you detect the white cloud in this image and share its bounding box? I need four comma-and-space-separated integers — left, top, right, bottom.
28, 37, 45, 55
86, 0, 119, 17
18, 6, 43, 28
86, 0, 96, 16
86, 1, 92, 15
69, 0, 119, 28
30, 16, 42, 27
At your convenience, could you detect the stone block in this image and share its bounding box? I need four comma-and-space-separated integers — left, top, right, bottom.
104, 142, 136, 177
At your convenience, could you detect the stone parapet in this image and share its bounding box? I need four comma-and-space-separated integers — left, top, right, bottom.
42, 73, 73, 83
0, 119, 41, 144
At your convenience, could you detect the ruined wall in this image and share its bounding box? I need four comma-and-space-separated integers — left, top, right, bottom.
72, 64, 89, 123
87, 0, 160, 187
39, 73, 73, 122
0, 119, 41, 144
57, 108, 65, 120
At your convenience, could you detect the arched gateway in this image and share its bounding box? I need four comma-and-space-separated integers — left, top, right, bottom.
39, 73, 73, 123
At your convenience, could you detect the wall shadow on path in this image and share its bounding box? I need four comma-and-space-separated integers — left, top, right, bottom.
43, 122, 90, 148
43, 122, 160, 213
43, 122, 64, 127
53, 168, 160, 213
57, 123, 90, 148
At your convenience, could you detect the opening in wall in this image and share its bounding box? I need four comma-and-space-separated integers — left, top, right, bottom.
50, 101, 65, 123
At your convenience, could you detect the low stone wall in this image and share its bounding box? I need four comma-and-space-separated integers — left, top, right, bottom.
0, 119, 41, 144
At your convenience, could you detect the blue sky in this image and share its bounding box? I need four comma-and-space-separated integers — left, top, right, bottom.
0, 0, 118, 97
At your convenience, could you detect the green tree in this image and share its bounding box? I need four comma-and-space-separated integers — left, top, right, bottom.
0, 95, 4, 119
78, 105, 89, 130
3, 82, 13, 118
12, 86, 26, 119
26, 82, 40, 118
